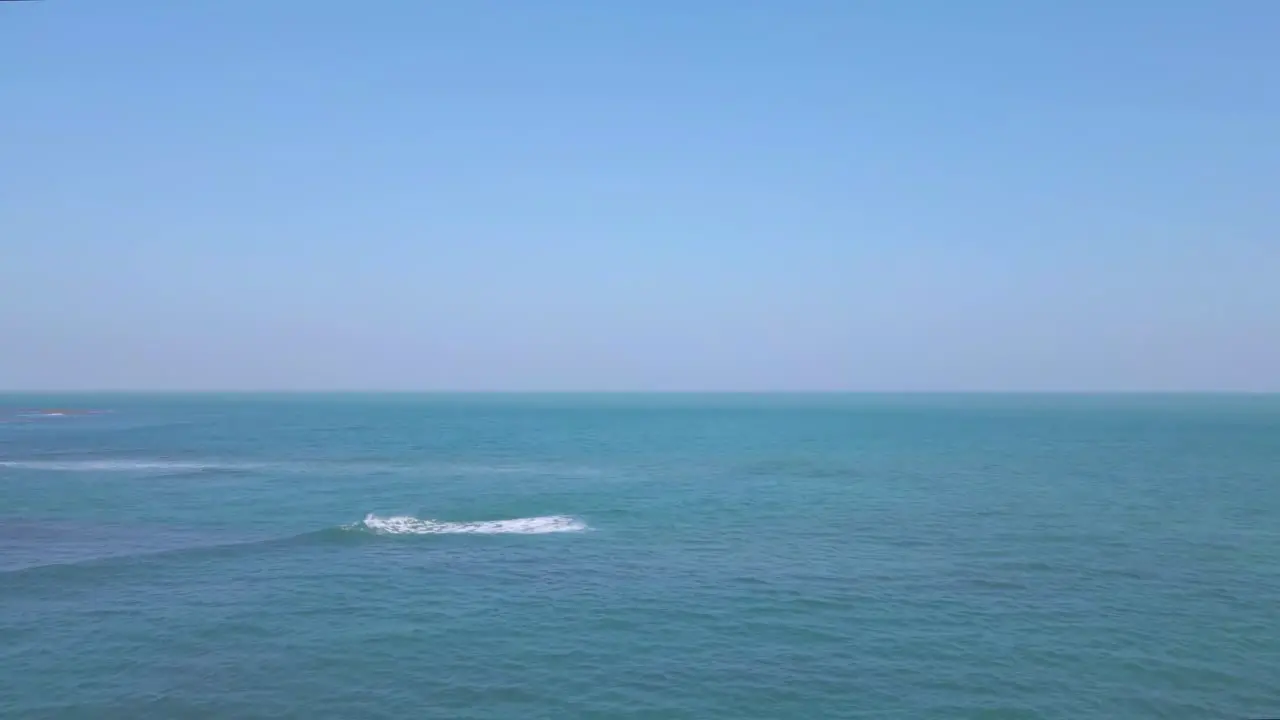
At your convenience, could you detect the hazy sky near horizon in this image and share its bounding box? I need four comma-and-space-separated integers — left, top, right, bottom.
2, 1, 1277, 391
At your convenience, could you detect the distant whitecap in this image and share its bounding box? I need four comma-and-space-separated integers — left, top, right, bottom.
349, 513, 588, 535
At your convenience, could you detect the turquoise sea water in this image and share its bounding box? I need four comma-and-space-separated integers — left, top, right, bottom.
2, 393, 1278, 719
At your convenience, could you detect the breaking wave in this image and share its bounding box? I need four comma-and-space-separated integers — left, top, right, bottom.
347, 513, 588, 536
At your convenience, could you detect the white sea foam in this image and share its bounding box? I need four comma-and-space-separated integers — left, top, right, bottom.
353, 513, 588, 535
0, 460, 263, 473
0, 458, 600, 478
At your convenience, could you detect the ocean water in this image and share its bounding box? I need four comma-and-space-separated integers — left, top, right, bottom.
2, 393, 1278, 719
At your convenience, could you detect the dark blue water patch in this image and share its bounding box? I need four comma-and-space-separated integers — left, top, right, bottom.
0, 512, 597, 587
735, 457, 862, 479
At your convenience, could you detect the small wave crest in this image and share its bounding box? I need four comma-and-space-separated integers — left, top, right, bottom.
0, 460, 261, 474
347, 513, 588, 536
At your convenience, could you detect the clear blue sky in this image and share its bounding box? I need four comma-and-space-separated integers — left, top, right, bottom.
2, 1, 1276, 391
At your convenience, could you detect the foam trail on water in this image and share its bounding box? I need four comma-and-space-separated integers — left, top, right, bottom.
353, 513, 588, 535
0, 460, 262, 473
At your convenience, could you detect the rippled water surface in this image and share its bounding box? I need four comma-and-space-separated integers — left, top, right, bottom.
2, 394, 1278, 719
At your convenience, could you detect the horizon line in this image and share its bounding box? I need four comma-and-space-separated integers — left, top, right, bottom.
1, 389, 1277, 396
